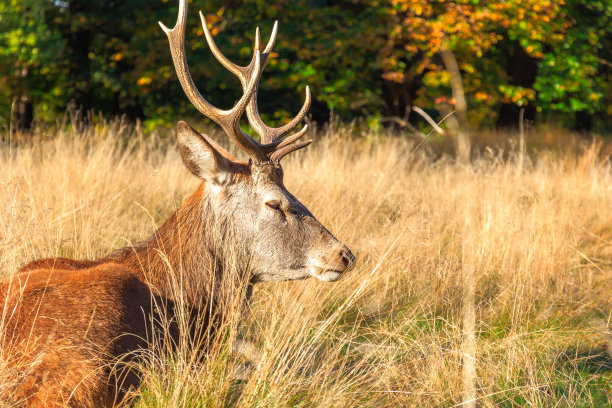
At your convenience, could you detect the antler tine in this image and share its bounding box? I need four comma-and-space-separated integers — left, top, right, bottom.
166, 0, 311, 164
270, 140, 312, 163
199, 10, 242, 77
276, 124, 309, 150
243, 22, 311, 148
161, 0, 266, 163
249, 86, 311, 145
263, 21, 278, 55
270, 121, 312, 162
201, 15, 310, 151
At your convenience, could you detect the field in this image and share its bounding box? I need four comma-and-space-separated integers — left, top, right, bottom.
1, 123, 611, 407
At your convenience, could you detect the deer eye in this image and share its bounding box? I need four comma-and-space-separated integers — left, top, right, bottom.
265, 200, 282, 211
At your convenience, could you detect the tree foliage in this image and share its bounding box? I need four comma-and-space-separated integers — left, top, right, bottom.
0, 0, 65, 122
0, 0, 611, 132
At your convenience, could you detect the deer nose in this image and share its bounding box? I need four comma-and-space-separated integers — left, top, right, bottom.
339, 247, 356, 272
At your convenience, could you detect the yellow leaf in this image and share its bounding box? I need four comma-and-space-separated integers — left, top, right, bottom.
137, 77, 152, 86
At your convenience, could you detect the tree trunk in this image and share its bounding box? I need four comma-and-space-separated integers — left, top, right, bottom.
12, 95, 34, 134
380, 75, 421, 128
67, 29, 93, 124
63, 2, 94, 125
574, 110, 592, 132
497, 103, 536, 129
440, 48, 471, 165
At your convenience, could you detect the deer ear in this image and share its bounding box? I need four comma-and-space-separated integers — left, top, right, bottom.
176, 121, 237, 185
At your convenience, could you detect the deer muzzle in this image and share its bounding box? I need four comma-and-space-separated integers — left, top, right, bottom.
309, 245, 356, 282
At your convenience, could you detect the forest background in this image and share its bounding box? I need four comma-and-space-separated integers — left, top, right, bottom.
1, 0, 611, 135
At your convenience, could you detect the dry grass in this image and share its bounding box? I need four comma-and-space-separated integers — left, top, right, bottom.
1, 122, 611, 407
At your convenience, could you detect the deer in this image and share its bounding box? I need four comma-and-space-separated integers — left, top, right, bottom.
0, 0, 355, 406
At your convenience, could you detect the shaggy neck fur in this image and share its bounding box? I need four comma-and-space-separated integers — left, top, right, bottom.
107, 182, 249, 311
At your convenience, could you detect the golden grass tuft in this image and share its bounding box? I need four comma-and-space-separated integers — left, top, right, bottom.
1, 123, 611, 406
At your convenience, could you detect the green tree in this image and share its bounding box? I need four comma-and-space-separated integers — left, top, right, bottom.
0, 0, 65, 131
534, 0, 612, 131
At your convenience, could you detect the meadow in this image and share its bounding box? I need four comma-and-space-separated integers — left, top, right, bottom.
1, 122, 611, 407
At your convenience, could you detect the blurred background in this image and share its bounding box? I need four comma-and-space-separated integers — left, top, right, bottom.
1, 0, 611, 135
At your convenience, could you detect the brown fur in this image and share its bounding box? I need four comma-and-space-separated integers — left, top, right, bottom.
0, 182, 241, 406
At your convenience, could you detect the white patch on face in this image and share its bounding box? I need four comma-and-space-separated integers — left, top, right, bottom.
313, 270, 343, 282
307, 263, 343, 282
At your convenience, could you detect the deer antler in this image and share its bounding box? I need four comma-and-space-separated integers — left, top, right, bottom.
161, 0, 312, 164
159, 0, 265, 163
200, 15, 312, 162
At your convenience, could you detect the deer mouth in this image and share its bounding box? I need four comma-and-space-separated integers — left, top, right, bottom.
311, 268, 345, 282
309, 248, 356, 282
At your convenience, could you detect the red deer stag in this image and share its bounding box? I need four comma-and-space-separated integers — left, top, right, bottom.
0, 0, 355, 405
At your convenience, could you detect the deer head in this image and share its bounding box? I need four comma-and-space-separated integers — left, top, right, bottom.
159, 0, 355, 282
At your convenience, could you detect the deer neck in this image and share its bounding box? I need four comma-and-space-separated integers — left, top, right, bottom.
112, 182, 246, 308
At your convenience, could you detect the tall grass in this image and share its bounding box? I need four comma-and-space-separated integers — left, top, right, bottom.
1, 122, 611, 406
